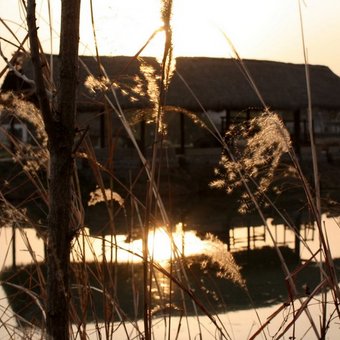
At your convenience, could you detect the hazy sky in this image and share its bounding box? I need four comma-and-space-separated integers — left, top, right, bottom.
0, 0, 340, 76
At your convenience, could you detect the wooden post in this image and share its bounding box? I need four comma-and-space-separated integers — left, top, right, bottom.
252, 226, 256, 249
180, 111, 185, 154
140, 119, 146, 155
247, 223, 250, 251
303, 119, 308, 143
226, 109, 231, 130
294, 214, 301, 259
181, 223, 185, 257
222, 109, 231, 134
12, 224, 16, 269
100, 112, 105, 148
293, 109, 301, 157
226, 224, 230, 251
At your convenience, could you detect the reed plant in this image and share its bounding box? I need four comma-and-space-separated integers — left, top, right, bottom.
0, 0, 339, 339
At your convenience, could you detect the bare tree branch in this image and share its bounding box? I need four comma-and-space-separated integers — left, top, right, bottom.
26, 0, 54, 136
0, 43, 35, 86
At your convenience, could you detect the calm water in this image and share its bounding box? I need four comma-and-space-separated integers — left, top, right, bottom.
1, 214, 340, 266
1, 214, 339, 339
1, 294, 339, 339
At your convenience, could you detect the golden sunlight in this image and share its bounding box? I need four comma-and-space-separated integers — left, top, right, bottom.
71, 224, 208, 263
1, 1, 340, 76
147, 223, 216, 262
78, 0, 297, 59
93, 0, 306, 64
170, 0, 303, 59
148, 228, 173, 261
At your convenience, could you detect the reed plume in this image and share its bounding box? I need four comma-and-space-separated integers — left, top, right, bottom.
211, 111, 292, 213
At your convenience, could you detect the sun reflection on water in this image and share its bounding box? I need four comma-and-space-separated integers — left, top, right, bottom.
1, 215, 340, 267
72, 223, 209, 264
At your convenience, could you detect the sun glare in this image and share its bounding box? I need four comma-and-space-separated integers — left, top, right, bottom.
1, 1, 340, 77
77, 0, 240, 59
141, 224, 214, 262
146, 224, 208, 262
72, 224, 208, 263
148, 228, 173, 262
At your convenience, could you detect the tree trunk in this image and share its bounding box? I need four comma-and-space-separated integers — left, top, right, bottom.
27, 1, 81, 339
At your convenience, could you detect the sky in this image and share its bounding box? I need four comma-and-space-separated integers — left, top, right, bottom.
0, 0, 340, 78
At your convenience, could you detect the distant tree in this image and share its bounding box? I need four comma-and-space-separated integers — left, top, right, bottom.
27, 1, 81, 339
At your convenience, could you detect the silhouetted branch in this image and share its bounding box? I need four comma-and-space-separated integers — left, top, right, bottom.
27, 0, 54, 136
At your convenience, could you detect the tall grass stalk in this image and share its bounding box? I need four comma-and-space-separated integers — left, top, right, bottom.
143, 1, 175, 338
298, 3, 340, 338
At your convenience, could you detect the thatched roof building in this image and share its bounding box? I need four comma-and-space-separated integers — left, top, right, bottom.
5, 55, 340, 154
71, 55, 340, 112
18, 55, 340, 112
168, 57, 340, 111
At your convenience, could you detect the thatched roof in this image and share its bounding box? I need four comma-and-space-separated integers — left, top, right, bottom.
23, 55, 340, 112
168, 57, 340, 111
